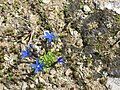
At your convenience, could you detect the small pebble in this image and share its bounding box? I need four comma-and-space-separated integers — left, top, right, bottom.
0, 83, 4, 90
65, 69, 72, 76
30, 84, 35, 88
50, 69, 56, 75
76, 39, 83, 47
83, 5, 91, 13
39, 77, 46, 84
42, 0, 51, 4
35, 78, 39, 84
22, 82, 28, 90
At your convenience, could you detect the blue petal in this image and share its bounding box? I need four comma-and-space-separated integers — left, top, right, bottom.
22, 51, 27, 55
34, 66, 43, 73
21, 50, 29, 59
37, 65, 43, 71
57, 57, 64, 64
32, 60, 44, 73
38, 62, 44, 68
48, 38, 52, 42
34, 68, 39, 73
31, 64, 37, 69
22, 48, 31, 56
45, 32, 50, 36
51, 33, 55, 37
36, 59, 39, 65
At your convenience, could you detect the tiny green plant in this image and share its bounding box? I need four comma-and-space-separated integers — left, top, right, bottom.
40, 51, 56, 67
7, 73, 13, 81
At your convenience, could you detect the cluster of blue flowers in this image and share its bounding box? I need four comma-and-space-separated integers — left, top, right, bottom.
21, 31, 64, 73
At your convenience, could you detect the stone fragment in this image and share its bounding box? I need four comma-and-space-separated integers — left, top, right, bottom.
83, 5, 91, 12
94, 0, 120, 14
42, 0, 51, 4
50, 69, 56, 75
65, 69, 72, 76
106, 77, 120, 90
0, 83, 4, 90
22, 82, 28, 90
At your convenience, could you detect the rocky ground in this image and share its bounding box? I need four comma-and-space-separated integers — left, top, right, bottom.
0, 0, 120, 90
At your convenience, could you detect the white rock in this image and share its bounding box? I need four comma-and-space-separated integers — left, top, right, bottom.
114, 8, 120, 14
73, 31, 79, 38
0, 83, 4, 90
30, 84, 35, 88
105, 2, 113, 10
39, 77, 46, 84
106, 77, 120, 90
116, 31, 120, 38
68, 48, 72, 54
83, 5, 91, 12
108, 37, 116, 44
65, 69, 72, 76
69, 29, 79, 38
8, 0, 13, 4
35, 78, 39, 84
50, 69, 56, 75
94, 0, 120, 14
42, 0, 51, 4
76, 39, 83, 47
22, 82, 28, 90
69, 28, 74, 36
83, 55, 86, 59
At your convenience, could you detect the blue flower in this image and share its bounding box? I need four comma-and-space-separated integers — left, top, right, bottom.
43, 31, 55, 43
57, 57, 64, 64
31, 59, 44, 73
21, 48, 31, 59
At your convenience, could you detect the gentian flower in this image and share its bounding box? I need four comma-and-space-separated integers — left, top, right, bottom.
57, 57, 64, 64
21, 48, 31, 59
31, 59, 44, 73
43, 30, 55, 43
